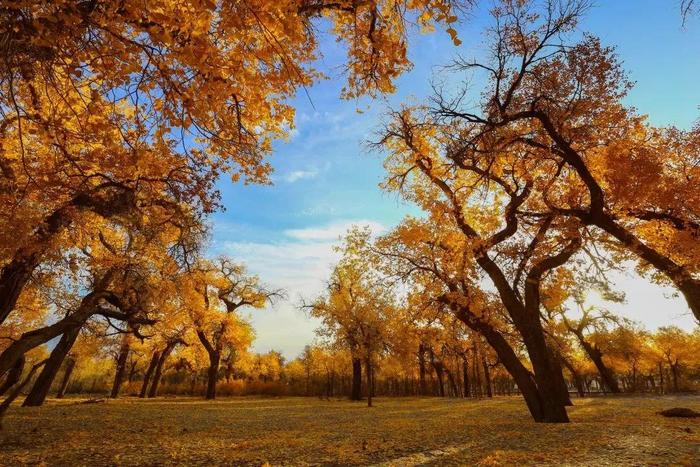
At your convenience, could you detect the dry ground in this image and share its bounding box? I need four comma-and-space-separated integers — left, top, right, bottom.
0, 395, 698, 466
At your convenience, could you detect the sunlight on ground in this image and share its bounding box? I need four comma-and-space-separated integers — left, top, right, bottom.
1, 396, 698, 466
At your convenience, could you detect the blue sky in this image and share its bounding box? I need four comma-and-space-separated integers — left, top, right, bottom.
210, 1, 700, 358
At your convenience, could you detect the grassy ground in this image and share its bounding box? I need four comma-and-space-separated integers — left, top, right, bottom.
0, 395, 698, 466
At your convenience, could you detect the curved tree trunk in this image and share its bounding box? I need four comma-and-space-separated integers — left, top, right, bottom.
452, 307, 552, 422
0, 187, 135, 326
0, 272, 118, 377
577, 337, 620, 393
23, 326, 81, 406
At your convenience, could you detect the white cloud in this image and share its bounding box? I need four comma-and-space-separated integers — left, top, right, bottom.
284, 219, 386, 241
284, 169, 318, 183
223, 219, 387, 359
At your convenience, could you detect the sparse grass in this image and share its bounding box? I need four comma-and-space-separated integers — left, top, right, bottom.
1, 395, 699, 466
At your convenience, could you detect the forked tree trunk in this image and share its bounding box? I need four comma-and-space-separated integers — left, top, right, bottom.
670, 362, 680, 392
55, 358, 76, 399
445, 367, 459, 398
560, 355, 586, 398
351, 357, 362, 401
453, 307, 562, 422
140, 351, 160, 398
430, 351, 446, 397
148, 345, 176, 398
23, 326, 80, 406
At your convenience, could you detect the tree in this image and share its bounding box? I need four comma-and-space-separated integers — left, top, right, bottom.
0, 0, 471, 327
308, 227, 396, 406
559, 306, 621, 393
654, 326, 696, 392
186, 259, 279, 399
417, 0, 700, 321
375, 208, 582, 422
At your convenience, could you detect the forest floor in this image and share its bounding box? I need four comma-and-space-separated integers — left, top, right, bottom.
0, 395, 698, 466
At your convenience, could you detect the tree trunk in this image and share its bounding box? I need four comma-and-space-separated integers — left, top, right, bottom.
577, 337, 620, 393
0, 355, 25, 396
453, 307, 554, 422
418, 344, 427, 396
140, 351, 160, 398
55, 358, 76, 399
429, 350, 446, 397
0, 187, 135, 326
148, 346, 175, 398
560, 355, 586, 398
0, 360, 46, 429
481, 356, 493, 398
110, 337, 130, 398
445, 367, 459, 398
205, 351, 220, 400
0, 282, 113, 377
351, 357, 362, 401
365, 357, 373, 407
23, 326, 80, 406
670, 362, 679, 392
461, 355, 470, 398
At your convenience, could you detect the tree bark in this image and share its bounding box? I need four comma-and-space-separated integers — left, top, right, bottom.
576, 335, 620, 393
452, 307, 553, 422
148, 343, 177, 398
55, 358, 76, 399
461, 354, 470, 398
670, 362, 680, 392
0, 355, 25, 396
140, 351, 160, 398
429, 349, 446, 397
0, 360, 46, 429
481, 356, 493, 398
351, 357, 362, 401
23, 326, 80, 406
365, 356, 373, 407
205, 351, 220, 400
110, 337, 130, 398
418, 344, 427, 396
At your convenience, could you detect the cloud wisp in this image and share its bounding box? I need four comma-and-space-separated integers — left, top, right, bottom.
223, 219, 386, 358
